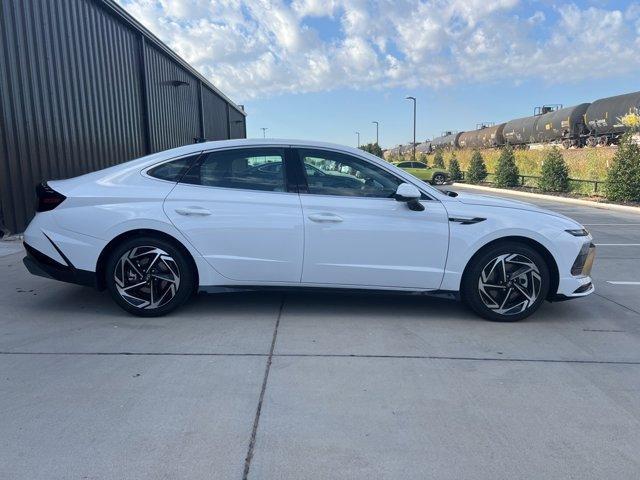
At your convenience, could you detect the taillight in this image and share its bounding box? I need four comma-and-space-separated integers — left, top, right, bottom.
35, 182, 66, 212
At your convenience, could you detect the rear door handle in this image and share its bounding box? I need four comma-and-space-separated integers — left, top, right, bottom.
308, 213, 343, 223
175, 207, 212, 216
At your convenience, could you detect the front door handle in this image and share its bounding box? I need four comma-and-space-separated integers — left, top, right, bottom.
308, 213, 343, 223
175, 207, 212, 216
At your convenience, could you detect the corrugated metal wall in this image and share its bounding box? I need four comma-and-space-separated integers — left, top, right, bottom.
203, 87, 229, 141
229, 107, 247, 139
0, 0, 246, 233
144, 43, 201, 152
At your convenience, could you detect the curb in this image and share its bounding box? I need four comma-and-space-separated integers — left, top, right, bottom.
452, 183, 640, 215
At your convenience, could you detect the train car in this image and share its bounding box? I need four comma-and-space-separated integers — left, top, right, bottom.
458, 123, 506, 149
415, 141, 432, 153
534, 103, 590, 147
431, 132, 461, 150
383, 146, 402, 160
584, 91, 640, 145
503, 116, 539, 145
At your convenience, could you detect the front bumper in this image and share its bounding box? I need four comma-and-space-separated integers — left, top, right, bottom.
552, 241, 596, 300
23, 242, 97, 288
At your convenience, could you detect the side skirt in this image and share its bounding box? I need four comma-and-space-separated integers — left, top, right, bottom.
199, 284, 460, 300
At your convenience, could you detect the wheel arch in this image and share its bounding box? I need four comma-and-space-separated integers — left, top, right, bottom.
461, 235, 559, 300
95, 229, 199, 290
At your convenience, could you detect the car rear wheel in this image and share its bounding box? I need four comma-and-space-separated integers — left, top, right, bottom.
432, 173, 446, 185
461, 242, 550, 322
105, 236, 196, 317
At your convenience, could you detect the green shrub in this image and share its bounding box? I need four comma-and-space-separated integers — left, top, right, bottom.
359, 142, 384, 158
494, 146, 519, 187
433, 149, 445, 168
538, 148, 570, 192
419, 153, 429, 165
605, 134, 640, 202
466, 150, 488, 184
448, 153, 462, 181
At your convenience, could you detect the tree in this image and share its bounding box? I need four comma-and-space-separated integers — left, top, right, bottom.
466, 150, 487, 184
433, 149, 445, 168
605, 133, 640, 202
418, 153, 429, 166
494, 146, 519, 187
538, 148, 570, 192
448, 153, 462, 181
359, 142, 384, 158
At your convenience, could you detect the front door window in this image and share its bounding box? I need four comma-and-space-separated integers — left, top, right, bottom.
298, 149, 402, 198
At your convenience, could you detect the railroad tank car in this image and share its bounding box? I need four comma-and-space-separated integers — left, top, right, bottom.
584, 91, 640, 145
431, 132, 461, 150
415, 141, 432, 153
503, 116, 539, 145
384, 146, 402, 159
458, 123, 506, 149
534, 103, 590, 147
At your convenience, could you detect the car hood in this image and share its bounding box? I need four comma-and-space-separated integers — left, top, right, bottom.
450, 191, 578, 223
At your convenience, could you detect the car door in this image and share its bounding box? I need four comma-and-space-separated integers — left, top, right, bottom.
295, 148, 449, 289
163, 147, 304, 283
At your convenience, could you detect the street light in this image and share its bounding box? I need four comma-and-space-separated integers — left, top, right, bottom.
355, 131, 360, 148
260, 127, 268, 138
372, 121, 379, 145
405, 96, 416, 161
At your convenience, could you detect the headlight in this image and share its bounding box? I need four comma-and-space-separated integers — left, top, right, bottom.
566, 228, 589, 237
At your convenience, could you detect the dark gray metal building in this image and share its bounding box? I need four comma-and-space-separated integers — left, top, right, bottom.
0, 0, 247, 233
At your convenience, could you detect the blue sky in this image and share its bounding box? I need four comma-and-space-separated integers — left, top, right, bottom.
119, 0, 640, 148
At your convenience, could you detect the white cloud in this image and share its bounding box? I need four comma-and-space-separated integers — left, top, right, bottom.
117, 0, 640, 101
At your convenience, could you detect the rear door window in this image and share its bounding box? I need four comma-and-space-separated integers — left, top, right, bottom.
181, 148, 286, 192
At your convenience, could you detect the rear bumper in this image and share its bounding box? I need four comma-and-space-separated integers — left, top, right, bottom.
23, 242, 97, 288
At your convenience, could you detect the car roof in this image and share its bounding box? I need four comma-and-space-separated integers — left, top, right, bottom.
91, 139, 375, 176
179, 138, 368, 155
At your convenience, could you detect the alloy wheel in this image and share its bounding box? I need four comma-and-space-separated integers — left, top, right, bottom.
114, 246, 181, 309
433, 174, 446, 185
477, 253, 541, 316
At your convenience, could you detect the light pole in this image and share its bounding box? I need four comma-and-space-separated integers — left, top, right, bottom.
355, 131, 360, 148
260, 127, 268, 138
372, 121, 379, 145
405, 96, 416, 161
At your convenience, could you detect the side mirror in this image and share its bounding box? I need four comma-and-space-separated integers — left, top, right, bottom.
394, 183, 425, 211
394, 183, 420, 201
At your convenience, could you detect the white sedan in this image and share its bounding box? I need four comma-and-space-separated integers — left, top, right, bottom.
23, 139, 595, 321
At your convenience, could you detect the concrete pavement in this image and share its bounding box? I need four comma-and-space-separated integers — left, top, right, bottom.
1, 187, 640, 479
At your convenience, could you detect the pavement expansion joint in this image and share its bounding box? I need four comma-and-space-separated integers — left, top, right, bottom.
1, 351, 639, 366
242, 294, 285, 480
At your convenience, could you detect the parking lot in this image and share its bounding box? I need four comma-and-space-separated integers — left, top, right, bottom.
1, 186, 640, 479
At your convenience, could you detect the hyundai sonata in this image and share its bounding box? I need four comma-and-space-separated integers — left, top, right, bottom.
23, 139, 595, 321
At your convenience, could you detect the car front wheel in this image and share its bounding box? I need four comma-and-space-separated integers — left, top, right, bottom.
462, 242, 550, 321
432, 173, 446, 185
105, 236, 196, 317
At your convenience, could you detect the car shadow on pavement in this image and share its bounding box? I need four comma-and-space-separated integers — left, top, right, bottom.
9, 281, 582, 325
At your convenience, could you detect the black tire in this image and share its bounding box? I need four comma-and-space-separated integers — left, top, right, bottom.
432, 173, 446, 185
105, 235, 196, 317
461, 242, 550, 322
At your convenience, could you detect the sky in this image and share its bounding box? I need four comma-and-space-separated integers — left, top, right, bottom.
117, 0, 640, 149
